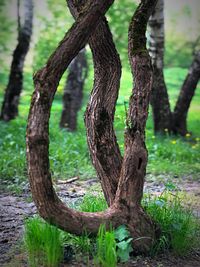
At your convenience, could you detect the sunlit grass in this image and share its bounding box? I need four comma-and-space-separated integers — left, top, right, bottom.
0, 67, 200, 192
24, 216, 64, 267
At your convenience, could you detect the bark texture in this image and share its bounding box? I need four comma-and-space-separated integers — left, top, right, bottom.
173, 51, 200, 135
148, 0, 172, 134
67, 0, 123, 205
1, 0, 33, 121
26, 0, 158, 254
60, 48, 87, 131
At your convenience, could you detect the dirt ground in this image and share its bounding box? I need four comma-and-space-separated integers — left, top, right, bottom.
0, 176, 200, 267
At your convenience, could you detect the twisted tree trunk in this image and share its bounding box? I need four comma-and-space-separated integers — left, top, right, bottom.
172, 51, 200, 135
1, 0, 33, 121
67, 0, 122, 205
26, 0, 159, 254
60, 48, 87, 131
148, 0, 172, 134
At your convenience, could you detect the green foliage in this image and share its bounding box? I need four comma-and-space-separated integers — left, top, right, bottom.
0, 67, 199, 193
95, 224, 117, 267
165, 37, 194, 68
63, 231, 93, 257
79, 194, 133, 264
114, 225, 133, 262
24, 216, 64, 267
116, 67, 200, 177
0, 0, 15, 67
79, 192, 108, 212
34, 0, 73, 72
107, 0, 137, 67
114, 225, 130, 241
143, 188, 200, 255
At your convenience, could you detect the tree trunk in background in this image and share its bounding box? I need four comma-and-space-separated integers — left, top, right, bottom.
60, 48, 87, 131
0, 0, 33, 121
148, 0, 172, 134
60, 48, 88, 131
26, 0, 159, 254
172, 51, 200, 135
149, 0, 199, 136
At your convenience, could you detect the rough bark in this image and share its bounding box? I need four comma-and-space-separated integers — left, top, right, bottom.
0, 0, 33, 121
172, 51, 200, 135
148, 0, 172, 134
67, 0, 123, 205
60, 48, 87, 131
26, 0, 119, 234
26, 0, 158, 254
114, 0, 159, 252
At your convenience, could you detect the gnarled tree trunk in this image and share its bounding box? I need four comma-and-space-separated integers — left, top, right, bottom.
172, 51, 200, 135
67, 0, 122, 205
60, 48, 87, 131
148, 0, 172, 134
1, 0, 33, 121
26, 0, 158, 254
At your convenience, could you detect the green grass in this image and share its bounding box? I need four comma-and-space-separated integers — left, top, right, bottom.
79, 192, 108, 212
0, 66, 200, 192
143, 189, 200, 256
94, 224, 117, 267
22, 190, 200, 266
24, 216, 64, 267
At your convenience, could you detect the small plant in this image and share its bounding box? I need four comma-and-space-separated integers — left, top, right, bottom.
95, 224, 117, 267
24, 216, 64, 267
143, 188, 200, 255
114, 225, 133, 262
63, 230, 93, 256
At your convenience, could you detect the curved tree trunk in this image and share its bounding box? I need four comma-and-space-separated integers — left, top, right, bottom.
148, 0, 172, 134
26, 0, 158, 254
172, 51, 200, 135
67, 0, 123, 205
60, 48, 87, 131
0, 0, 33, 121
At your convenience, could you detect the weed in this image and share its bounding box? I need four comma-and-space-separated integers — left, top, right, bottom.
114, 225, 133, 262
94, 224, 117, 267
143, 189, 200, 255
24, 216, 64, 267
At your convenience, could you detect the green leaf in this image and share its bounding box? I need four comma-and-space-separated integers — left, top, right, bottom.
117, 240, 133, 262
114, 225, 130, 241
117, 239, 133, 250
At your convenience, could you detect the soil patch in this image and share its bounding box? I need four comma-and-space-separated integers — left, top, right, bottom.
0, 177, 200, 266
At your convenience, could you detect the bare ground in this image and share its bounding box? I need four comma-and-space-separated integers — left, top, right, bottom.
0, 176, 200, 267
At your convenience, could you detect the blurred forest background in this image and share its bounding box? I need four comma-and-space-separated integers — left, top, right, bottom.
0, 0, 200, 192
0, 1, 200, 266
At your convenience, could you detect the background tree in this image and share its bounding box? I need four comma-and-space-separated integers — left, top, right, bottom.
0, 0, 33, 121
149, 0, 200, 135
172, 50, 200, 135
60, 48, 87, 131
148, 0, 171, 134
26, 0, 159, 254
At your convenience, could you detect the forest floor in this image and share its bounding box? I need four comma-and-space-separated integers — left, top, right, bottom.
0, 175, 200, 267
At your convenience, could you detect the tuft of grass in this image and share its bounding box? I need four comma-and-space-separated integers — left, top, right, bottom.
94, 224, 117, 267
24, 216, 64, 267
143, 189, 200, 255
79, 192, 108, 212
